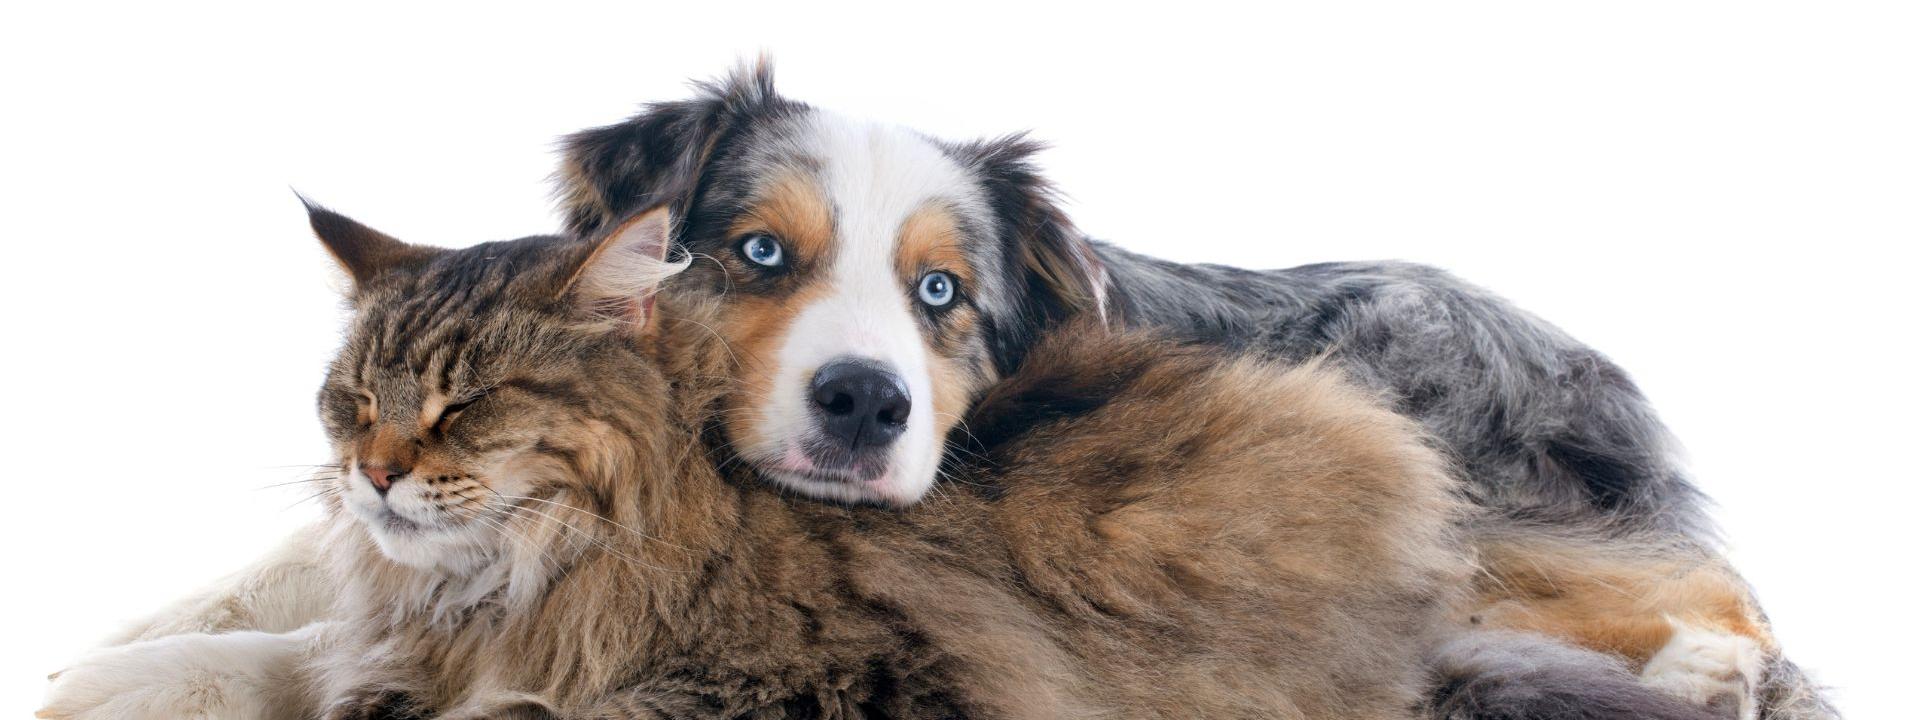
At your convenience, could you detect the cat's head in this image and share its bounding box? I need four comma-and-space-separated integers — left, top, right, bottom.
307, 201, 686, 573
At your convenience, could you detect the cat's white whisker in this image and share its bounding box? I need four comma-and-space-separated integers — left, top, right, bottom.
488, 492, 677, 573
491, 493, 691, 553
470, 514, 562, 577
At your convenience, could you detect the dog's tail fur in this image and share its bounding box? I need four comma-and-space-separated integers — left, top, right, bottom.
1427, 630, 1720, 720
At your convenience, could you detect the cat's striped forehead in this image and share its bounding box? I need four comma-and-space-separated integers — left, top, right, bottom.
322, 235, 596, 430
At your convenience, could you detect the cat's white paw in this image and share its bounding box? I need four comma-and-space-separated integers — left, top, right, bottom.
1640, 620, 1765, 720
40, 631, 308, 720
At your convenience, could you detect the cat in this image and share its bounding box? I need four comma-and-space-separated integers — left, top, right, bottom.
48, 203, 1477, 719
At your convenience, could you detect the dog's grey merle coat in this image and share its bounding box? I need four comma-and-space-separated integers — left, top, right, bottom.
1099, 249, 1702, 532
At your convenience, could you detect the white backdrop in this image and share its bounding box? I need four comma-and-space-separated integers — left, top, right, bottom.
3, 2, 1913, 716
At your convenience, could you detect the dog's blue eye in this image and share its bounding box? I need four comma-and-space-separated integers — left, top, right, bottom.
740, 234, 784, 268
917, 271, 957, 307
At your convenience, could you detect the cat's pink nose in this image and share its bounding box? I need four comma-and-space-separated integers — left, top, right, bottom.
359, 463, 408, 495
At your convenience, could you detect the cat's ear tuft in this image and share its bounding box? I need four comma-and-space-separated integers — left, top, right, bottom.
300, 194, 436, 290
565, 205, 687, 329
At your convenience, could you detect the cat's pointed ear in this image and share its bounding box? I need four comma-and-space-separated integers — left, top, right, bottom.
564, 205, 686, 330
300, 194, 436, 290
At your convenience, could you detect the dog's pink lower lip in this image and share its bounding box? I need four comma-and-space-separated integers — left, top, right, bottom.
784, 466, 868, 483
764, 446, 889, 485
773, 446, 817, 474
770, 443, 853, 474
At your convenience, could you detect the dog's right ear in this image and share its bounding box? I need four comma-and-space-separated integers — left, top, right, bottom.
300, 194, 437, 292
555, 58, 790, 239
951, 135, 1114, 374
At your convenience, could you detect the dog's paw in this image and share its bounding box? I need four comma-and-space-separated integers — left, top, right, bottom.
1640, 620, 1766, 720
39, 634, 288, 720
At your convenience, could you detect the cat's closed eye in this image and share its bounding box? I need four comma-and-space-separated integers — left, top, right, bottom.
433, 394, 486, 434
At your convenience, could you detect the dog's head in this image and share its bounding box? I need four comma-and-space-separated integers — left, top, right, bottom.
558, 62, 1107, 505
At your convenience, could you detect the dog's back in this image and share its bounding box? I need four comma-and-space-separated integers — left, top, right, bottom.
1098, 248, 1698, 531
1095, 247, 1835, 718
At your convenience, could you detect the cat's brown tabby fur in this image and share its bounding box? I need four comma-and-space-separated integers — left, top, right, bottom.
296, 205, 1470, 719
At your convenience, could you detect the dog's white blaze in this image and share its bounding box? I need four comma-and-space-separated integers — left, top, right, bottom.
758, 112, 978, 504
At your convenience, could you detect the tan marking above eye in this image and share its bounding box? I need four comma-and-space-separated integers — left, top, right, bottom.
731, 170, 834, 267
895, 205, 973, 288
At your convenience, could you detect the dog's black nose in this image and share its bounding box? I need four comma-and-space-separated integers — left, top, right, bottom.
810, 358, 911, 451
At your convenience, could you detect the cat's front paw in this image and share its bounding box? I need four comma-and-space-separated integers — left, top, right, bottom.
1640, 620, 1766, 720
39, 634, 291, 720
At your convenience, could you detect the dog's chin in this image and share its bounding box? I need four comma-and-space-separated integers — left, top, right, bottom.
753, 447, 932, 508
759, 467, 903, 507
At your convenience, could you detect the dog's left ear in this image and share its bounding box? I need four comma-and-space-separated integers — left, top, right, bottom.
555, 57, 788, 241
954, 135, 1112, 372
563, 205, 686, 330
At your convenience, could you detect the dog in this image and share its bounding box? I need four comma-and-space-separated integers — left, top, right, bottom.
552, 61, 1836, 719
